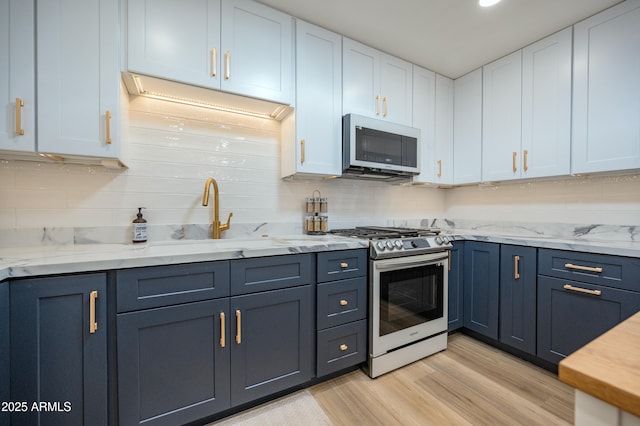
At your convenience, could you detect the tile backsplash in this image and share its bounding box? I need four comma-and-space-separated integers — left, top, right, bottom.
0, 91, 638, 246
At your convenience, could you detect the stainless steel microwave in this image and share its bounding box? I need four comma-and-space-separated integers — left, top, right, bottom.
342, 114, 420, 179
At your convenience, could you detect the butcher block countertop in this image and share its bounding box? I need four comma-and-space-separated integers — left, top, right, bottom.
559, 311, 640, 417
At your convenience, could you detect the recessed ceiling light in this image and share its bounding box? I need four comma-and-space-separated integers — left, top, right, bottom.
479, 0, 502, 7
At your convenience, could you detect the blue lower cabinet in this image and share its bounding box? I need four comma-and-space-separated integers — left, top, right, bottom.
463, 242, 500, 339
117, 299, 231, 426
448, 241, 464, 331
0, 281, 9, 426
230, 285, 314, 406
10, 274, 108, 426
317, 320, 366, 377
537, 275, 640, 364
499, 245, 537, 355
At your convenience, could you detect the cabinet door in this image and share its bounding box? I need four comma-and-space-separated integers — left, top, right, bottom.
290, 20, 342, 176
380, 54, 413, 126
127, 0, 221, 89
10, 274, 107, 426
463, 242, 500, 339
36, 0, 120, 158
117, 299, 231, 425
482, 50, 522, 182
412, 65, 436, 183
499, 245, 537, 355
537, 275, 640, 364
453, 68, 482, 185
343, 37, 380, 118
230, 285, 313, 406
0, 282, 9, 426
221, 0, 293, 104
522, 28, 572, 179
0, 0, 35, 153
434, 74, 454, 184
572, 0, 640, 173
448, 241, 464, 331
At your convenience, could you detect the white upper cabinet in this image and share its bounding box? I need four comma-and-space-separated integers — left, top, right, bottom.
572, 0, 640, 174
453, 68, 482, 185
482, 50, 522, 182
127, 0, 293, 105
343, 38, 413, 126
522, 27, 572, 178
36, 0, 120, 159
0, 0, 35, 153
281, 20, 342, 178
434, 74, 454, 185
412, 66, 436, 183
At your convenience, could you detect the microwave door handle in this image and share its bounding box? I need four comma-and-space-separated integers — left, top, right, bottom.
375, 255, 449, 272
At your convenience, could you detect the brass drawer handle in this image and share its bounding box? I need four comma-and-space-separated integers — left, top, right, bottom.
512, 151, 517, 172
340, 262, 349, 268
514, 255, 520, 279
339, 299, 348, 306
224, 51, 230, 80
211, 47, 217, 77
563, 284, 602, 296
375, 94, 380, 115
437, 160, 442, 178
235, 309, 241, 344
15, 98, 25, 136
300, 139, 305, 164
383, 96, 388, 117
340, 344, 348, 351
564, 263, 603, 273
220, 312, 225, 348
523, 149, 529, 172
89, 290, 98, 334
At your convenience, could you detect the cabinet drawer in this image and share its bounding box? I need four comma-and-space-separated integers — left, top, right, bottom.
317, 277, 367, 329
538, 249, 640, 291
116, 262, 230, 313
230, 254, 312, 295
317, 319, 367, 377
317, 249, 368, 283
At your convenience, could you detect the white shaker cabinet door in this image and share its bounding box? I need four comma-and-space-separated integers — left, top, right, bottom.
434, 74, 454, 185
36, 0, 120, 159
343, 38, 381, 119
453, 68, 482, 185
0, 0, 35, 153
127, 0, 222, 89
572, 0, 640, 174
380, 54, 413, 126
521, 27, 572, 179
482, 50, 522, 182
221, 0, 293, 104
412, 65, 436, 183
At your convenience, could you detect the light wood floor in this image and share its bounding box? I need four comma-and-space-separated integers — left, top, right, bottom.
310, 334, 574, 425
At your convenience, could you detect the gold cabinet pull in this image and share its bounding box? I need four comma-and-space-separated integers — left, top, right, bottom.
514, 255, 521, 279
235, 309, 241, 344
105, 110, 112, 144
512, 151, 517, 172
339, 299, 348, 306
89, 290, 98, 334
340, 344, 348, 351
437, 160, 442, 178
15, 98, 25, 136
340, 262, 349, 268
300, 139, 305, 164
211, 48, 217, 77
523, 149, 529, 172
563, 284, 602, 296
383, 96, 388, 117
224, 51, 230, 80
375, 94, 380, 115
220, 312, 226, 348
564, 263, 603, 273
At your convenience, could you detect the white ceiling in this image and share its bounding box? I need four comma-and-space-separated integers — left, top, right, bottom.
258, 0, 622, 79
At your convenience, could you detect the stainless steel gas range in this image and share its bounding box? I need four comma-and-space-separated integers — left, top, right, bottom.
329, 226, 452, 378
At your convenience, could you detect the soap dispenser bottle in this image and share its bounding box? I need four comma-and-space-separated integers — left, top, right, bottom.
132, 207, 147, 243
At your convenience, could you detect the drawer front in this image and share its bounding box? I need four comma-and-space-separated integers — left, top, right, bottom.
230, 254, 313, 295
538, 249, 640, 291
317, 277, 367, 329
317, 249, 368, 283
116, 262, 230, 313
317, 319, 367, 377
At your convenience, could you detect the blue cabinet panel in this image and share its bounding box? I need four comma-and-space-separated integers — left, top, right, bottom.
537, 275, 640, 364
317, 277, 366, 329
499, 245, 537, 354
230, 254, 313, 295
0, 282, 9, 426
463, 241, 500, 339
116, 261, 230, 312
317, 249, 367, 283
230, 285, 313, 406
448, 241, 464, 331
117, 298, 231, 426
317, 319, 367, 377
10, 274, 107, 426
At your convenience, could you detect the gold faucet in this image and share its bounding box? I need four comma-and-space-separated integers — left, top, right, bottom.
202, 177, 233, 239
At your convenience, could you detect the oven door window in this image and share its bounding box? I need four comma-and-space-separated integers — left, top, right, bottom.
379, 263, 443, 336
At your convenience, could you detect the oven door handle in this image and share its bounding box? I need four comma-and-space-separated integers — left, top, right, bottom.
374, 254, 449, 271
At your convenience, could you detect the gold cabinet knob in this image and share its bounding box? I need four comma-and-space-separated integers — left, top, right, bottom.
340, 262, 349, 268
340, 344, 348, 351
339, 299, 348, 306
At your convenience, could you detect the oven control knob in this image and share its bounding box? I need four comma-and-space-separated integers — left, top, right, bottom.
376, 241, 386, 251
441, 236, 450, 244
386, 240, 395, 250
435, 236, 443, 245
394, 240, 403, 249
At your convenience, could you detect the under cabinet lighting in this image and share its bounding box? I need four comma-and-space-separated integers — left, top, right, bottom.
479, 0, 501, 6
